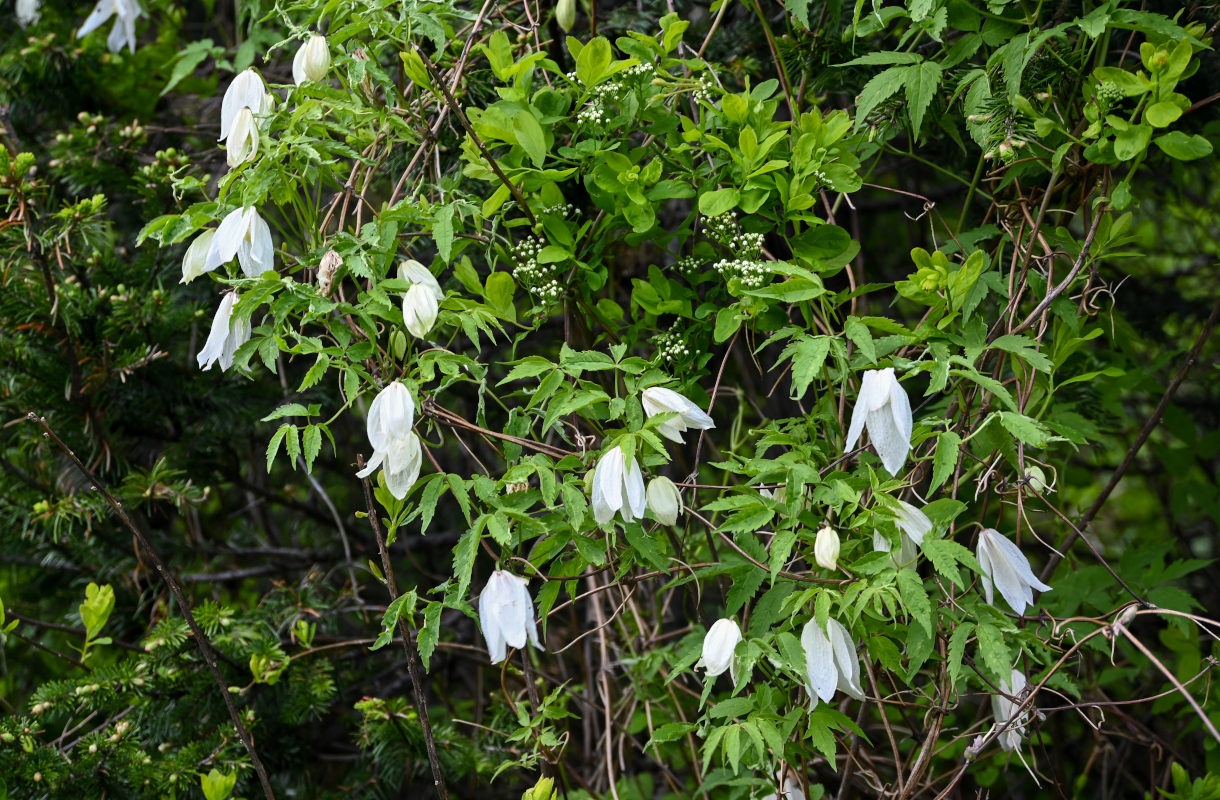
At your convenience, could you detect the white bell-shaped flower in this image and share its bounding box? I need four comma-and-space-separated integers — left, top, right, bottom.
590, 445, 645, 525
646, 476, 682, 525
292, 34, 331, 85
991, 668, 1028, 752
180, 230, 216, 284
694, 618, 742, 685
893, 500, 932, 547
873, 528, 918, 570
354, 381, 421, 499
801, 617, 864, 706
196, 291, 250, 371
225, 107, 259, 168
220, 69, 270, 142
16, 0, 40, 27
844, 368, 913, 475
205, 207, 274, 278
641, 386, 715, 443
77, 0, 142, 53
398, 259, 444, 302
814, 525, 840, 571
402, 283, 439, 339
478, 570, 542, 664
976, 528, 1052, 615
761, 777, 805, 800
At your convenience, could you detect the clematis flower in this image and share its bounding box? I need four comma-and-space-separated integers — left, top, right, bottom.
292, 34, 331, 85
814, 524, 840, 571
205, 207, 274, 278
844, 367, 913, 475
77, 0, 142, 53
16, 0, 40, 27
873, 529, 917, 570
399, 259, 444, 301
641, 386, 715, 443
225, 108, 259, 168
991, 668, 1028, 752
976, 528, 1052, 615
354, 381, 421, 499
590, 445, 645, 525
801, 617, 864, 706
893, 500, 932, 547
695, 618, 742, 685
196, 291, 250, 371
402, 283, 439, 339
478, 570, 542, 664
220, 69, 272, 142
180, 230, 216, 283
646, 476, 682, 525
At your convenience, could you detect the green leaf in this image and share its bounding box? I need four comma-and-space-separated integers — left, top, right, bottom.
975, 622, 1012, 679
904, 61, 942, 137
200, 768, 237, 800
484, 271, 516, 320
1154, 131, 1214, 161
699, 187, 740, 217
163, 40, 215, 96
930, 431, 961, 492
998, 411, 1051, 447
853, 66, 910, 130
452, 527, 480, 599
417, 600, 443, 670
513, 110, 547, 167
896, 569, 933, 639
433, 203, 455, 263
576, 37, 612, 87
302, 424, 322, 470
709, 696, 753, 719
714, 306, 742, 343
782, 335, 831, 400
991, 334, 1053, 373
843, 316, 876, 364
922, 538, 977, 589
837, 51, 923, 67
1145, 101, 1182, 128
79, 583, 115, 641
1113, 123, 1151, 161
946, 622, 974, 689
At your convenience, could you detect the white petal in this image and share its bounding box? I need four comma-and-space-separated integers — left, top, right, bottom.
292, 41, 309, 86
827, 619, 864, 699
845, 371, 885, 452
623, 455, 645, 521
887, 373, 914, 443
976, 535, 997, 606
399, 259, 445, 301
355, 448, 384, 478
205, 207, 246, 271
403, 284, 439, 338
196, 292, 238, 371
700, 619, 741, 677
654, 418, 686, 443
180, 229, 216, 284
384, 433, 422, 499
479, 575, 508, 664
237, 208, 273, 278
591, 448, 624, 525
867, 405, 910, 475
894, 501, 932, 545
78, 0, 117, 39
220, 69, 266, 141
800, 618, 836, 703
219, 310, 251, 371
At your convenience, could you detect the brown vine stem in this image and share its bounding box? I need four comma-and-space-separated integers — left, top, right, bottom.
28, 414, 277, 800
357, 455, 450, 800
413, 48, 537, 228
1040, 292, 1220, 582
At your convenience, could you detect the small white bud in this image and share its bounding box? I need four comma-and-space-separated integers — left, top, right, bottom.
556, 0, 576, 31
646, 476, 682, 526
814, 524, 840, 571
293, 34, 331, 85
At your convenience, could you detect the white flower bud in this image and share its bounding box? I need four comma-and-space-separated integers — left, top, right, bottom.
556, 0, 576, 31
646, 476, 682, 525
180, 229, 216, 284
225, 107, 258, 168
814, 524, 840, 571
402, 283, 439, 338
293, 34, 331, 85
695, 618, 743, 686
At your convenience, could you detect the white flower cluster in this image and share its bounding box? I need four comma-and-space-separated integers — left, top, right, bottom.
540, 201, 575, 216
703, 211, 737, 244
509, 235, 561, 302
713, 257, 769, 288
573, 63, 653, 127
730, 230, 765, 258
675, 255, 700, 276
653, 322, 691, 363
692, 74, 716, 104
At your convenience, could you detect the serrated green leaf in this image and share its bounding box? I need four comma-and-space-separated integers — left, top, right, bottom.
931, 431, 961, 491
904, 61, 942, 137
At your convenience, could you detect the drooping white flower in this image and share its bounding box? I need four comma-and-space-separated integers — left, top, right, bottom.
77, 0, 143, 53
801, 617, 864, 706
478, 570, 542, 664
990, 668, 1028, 752
646, 476, 682, 525
180, 230, 216, 284
402, 283, 439, 339
976, 528, 1052, 615
844, 367, 913, 475
590, 445, 645, 525
694, 618, 742, 685
761, 777, 805, 800
873, 529, 917, 570
398, 259, 444, 302
893, 500, 932, 547
205, 207, 274, 278
220, 69, 271, 142
16, 0, 40, 27
225, 107, 259, 168
814, 524, 840, 571
354, 381, 421, 499
556, 0, 576, 31
641, 386, 715, 443
196, 291, 250, 371
292, 34, 331, 85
